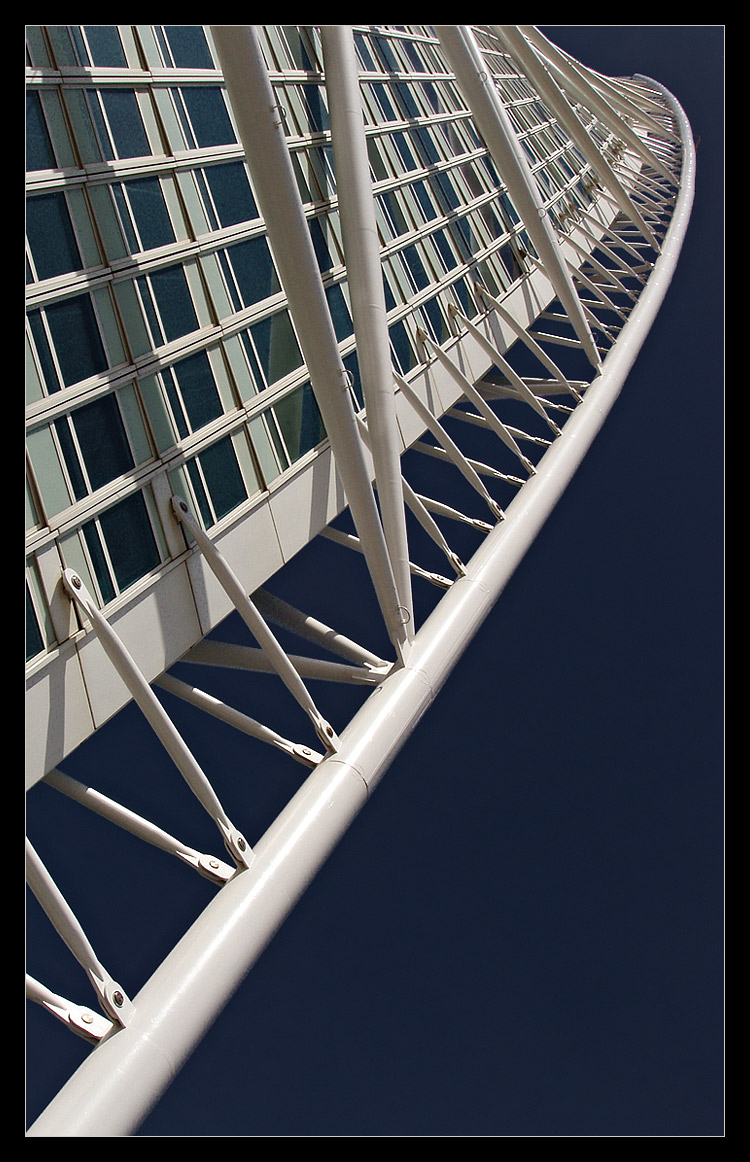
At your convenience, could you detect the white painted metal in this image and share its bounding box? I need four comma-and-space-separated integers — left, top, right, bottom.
27, 20, 694, 1134
495, 26, 661, 250
61, 569, 253, 872
448, 306, 562, 433
251, 588, 390, 670
418, 329, 537, 474
395, 372, 506, 522
28, 66, 694, 1135
171, 496, 340, 753
25, 838, 133, 1028
434, 25, 601, 370
26, 974, 114, 1044
520, 26, 676, 181
321, 25, 414, 636
44, 768, 236, 884
209, 25, 411, 663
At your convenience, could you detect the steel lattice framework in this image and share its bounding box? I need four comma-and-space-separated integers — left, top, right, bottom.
26, 25, 694, 1136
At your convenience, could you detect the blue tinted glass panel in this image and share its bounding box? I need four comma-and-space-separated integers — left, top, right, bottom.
393, 82, 419, 119
251, 312, 301, 384
73, 395, 135, 491
124, 177, 175, 251
230, 237, 279, 306
433, 229, 457, 271
98, 492, 159, 591
54, 417, 87, 501
372, 36, 399, 71
205, 162, 257, 226
326, 283, 353, 342
45, 295, 108, 387
304, 85, 329, 133
403, 245, 429, 291
392, 132, 418, 171
182, 87, 235, 147
149, 266, 198, 342
26, 92, 55, 171
164, 26, 214, 68
273, 383, 325, 461
27, 192, 81, 280
173, 351, 222, 431
28, 310, 60, 392
84, 26, 127, 66
101, 90, 149, 158
26, 585, 44, 661
83, 522, 115, 604
187, 460, 212, 526
309, 217, 333, 273
431, 171, 460, 212
199, 437, 246, 521
413, 127, 440, 166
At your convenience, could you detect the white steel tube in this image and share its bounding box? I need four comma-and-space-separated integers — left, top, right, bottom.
252, 589, 389, 669
495, 26, 660, 250
321, 25, 414, 636
172, 496, 339, 752
209, 25, 409, 662
28, 78, 693, 1140
520, 26, 675, 181
61, 570, 251, 871
435, 25, 601, 370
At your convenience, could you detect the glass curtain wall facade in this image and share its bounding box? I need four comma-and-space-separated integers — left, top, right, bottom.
26, 24, 607, 688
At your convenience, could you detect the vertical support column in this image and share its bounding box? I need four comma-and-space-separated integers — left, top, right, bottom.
434, 25, 601, 370
320, 25, 414, 638
209, 25, 410, 662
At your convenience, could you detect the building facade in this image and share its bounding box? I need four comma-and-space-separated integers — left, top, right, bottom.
26, 26, 693, 1135
25, 24, 638, 782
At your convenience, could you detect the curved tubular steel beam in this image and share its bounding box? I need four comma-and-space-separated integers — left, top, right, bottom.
27, 75, 694, 1140
434, 25, 601, 371
209, 25, 410, 664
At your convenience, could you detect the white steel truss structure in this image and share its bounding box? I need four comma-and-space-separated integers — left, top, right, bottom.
26, 25, 695, 1136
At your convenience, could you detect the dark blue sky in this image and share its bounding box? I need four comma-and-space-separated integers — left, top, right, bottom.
26, 26, 724, 1137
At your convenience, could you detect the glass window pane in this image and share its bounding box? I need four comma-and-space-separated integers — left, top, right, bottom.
273, 383, 325, 462
326, 283, 353, 342
149, 265, 198, 342
98, 492, 159, 591
72, 395, 135, 491
173, 350, 223, 431
251, 311, 302, 385
26, 92, 55, 171
83, 26, 127, 67
309, 217, 333, 273
205, 162, 257, 227
199, 437, 246, 520
54, 417, 87, 501
27, 192, 82, 281
181, 87, 235, 147
45, 295, 108, 387
229, 237, 279, 307
186, 459, 212, 526
26, 585, 44, 661
83, 521, 115, 604
124, 177, 175, 250
163, 26, 214, 69
101, 90, 150, 159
